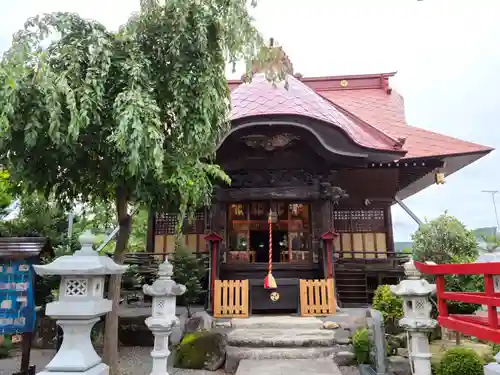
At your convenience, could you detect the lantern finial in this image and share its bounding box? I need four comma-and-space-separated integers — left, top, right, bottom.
404, 259, 421, 280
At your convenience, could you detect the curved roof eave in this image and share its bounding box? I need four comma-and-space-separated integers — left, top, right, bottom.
229, 74, 406, 156
226, 114, 407, 159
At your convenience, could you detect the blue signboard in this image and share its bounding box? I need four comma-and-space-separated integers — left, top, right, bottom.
0, 259, 36, 335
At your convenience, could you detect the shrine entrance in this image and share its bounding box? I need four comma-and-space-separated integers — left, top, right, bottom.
226, 201, 314, 266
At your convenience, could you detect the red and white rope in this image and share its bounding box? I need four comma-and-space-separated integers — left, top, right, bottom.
268, 211, 272, 275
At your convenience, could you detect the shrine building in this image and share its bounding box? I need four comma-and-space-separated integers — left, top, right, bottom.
148, 59, 493, 316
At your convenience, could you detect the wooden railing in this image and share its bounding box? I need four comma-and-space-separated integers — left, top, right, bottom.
213, 279, 249, 318
334, 250, 408, 266
299, 278, 336, 316
415, 261, 500, 344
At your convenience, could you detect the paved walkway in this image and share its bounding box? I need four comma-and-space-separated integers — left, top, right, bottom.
236, 359, 342, 375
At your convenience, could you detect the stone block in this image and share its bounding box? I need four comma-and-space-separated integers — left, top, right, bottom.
335, 351, 356, 366
184, 311, 213, 333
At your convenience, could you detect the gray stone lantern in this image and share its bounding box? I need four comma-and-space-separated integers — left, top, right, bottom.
390, 259, 437, 375
33, 231, 128, 375
143, 257, 186, 375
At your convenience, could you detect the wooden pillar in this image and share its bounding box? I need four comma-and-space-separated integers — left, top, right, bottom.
146, 208, 155, 253
209, 202, 227, 248
320, 230, 338, 279
205, 232, 223, 311
384, 204, 395, 254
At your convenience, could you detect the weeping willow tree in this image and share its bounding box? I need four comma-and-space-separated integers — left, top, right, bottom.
0, 0, 289, 371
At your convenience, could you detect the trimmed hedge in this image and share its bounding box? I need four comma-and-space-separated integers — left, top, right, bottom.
439, 347, 483, 375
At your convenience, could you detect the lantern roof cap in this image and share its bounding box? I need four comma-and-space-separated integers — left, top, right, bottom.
390, 259, 436, 296
33, 231, 128, 276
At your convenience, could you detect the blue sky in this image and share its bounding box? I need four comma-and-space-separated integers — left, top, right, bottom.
1, 0, 499, 240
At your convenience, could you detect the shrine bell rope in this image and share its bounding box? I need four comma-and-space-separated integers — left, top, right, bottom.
264, 210, 277, 289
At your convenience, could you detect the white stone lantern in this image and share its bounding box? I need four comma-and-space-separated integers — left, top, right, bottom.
143, 257, 186, 375
33, 231, 128, 375
391, 259, 437, 375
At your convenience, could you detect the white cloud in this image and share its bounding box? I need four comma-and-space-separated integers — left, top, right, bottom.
1, 0, 499, 240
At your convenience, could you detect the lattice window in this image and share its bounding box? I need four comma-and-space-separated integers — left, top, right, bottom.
415, 300, 425, 310
155, 213, 178, 235
333, 209, 385, 232
156, 299, 165, 309
155, 211, 205, 235
65, 279, 88, 296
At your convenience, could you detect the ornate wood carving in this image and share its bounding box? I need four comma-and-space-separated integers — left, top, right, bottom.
215, 185, 320, 202
215, 169, 349, 203
227, 169, 336, 188
241, 133, 300, 151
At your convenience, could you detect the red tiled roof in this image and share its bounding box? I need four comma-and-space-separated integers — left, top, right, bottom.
229, 73, 493, 160
230, 74, 402, 152
320, 88, 491, 159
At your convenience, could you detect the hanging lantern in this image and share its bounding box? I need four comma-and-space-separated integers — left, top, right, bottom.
434, 170, 445, 185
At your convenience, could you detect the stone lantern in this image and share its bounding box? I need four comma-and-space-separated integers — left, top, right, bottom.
390, 259, 437, 375
143, 257, 186, 375
33, 231, 128, 375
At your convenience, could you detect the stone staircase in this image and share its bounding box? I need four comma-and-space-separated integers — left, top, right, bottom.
221, 316, 351, 374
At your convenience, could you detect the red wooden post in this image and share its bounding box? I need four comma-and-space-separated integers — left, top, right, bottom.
435, 275, 448, 317
485, 275, 499, 329
204, 232, 223, 310
320, 230, 338, 278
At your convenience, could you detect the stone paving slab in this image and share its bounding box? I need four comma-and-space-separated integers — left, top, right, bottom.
231, 315, 323, 329
235, 359, 342, 375
227, 328, 336, 347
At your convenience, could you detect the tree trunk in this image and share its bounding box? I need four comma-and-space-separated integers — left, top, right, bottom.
103, 189, 132, 375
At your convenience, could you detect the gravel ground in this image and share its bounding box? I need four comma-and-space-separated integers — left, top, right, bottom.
0, 347, 228, 375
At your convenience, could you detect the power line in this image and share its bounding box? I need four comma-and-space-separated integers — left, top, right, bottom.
482, 190, 500, 229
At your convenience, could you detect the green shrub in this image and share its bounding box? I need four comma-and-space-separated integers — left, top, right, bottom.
171, 246, 207, 317
439, 347, 483, 375
372, 285, 404, 329
352, 328, 371, 364
0, 336, 13, 359
431, 361, 440, 375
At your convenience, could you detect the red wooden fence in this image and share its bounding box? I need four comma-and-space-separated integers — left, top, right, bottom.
415, 261, 500, 343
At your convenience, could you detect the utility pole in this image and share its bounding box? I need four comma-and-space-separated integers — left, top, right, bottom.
482, 190, 500, 229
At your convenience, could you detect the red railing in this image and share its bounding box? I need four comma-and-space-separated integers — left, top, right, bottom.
415, 261, 500, 343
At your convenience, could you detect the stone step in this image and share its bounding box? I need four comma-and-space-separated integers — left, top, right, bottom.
225, 346, 336, 373
227, 328, 336, 347
235, 359, 342, 375
230, 316, 323, 329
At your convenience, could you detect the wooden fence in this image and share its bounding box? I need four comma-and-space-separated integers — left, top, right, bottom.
299, 278, 336, 316
213, 279, 249, 318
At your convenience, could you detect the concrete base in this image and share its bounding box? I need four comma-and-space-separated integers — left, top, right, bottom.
37, 362, 109, 375
235, 359, 341, 375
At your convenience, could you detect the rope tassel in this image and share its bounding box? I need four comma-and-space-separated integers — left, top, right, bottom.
264, 209, 277, 289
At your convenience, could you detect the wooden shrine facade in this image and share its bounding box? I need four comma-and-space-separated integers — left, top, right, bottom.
146, 70, 492, 314
149, 162, 420, 311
